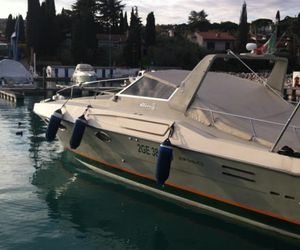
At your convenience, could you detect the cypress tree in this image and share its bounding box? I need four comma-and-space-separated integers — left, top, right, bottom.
26, 0, 33, 48
291, 13, 300, 44
43, 0, 59, 55
124, 7, 142, 66
56, 8, 72, 44
39, 2, 47, 54
238, 1, 249, 53
5, 14, 15, 40
145, 12, 156, 47
119, 10, 124, 33
124, 11, 128, 32
275, 10, 280, 23
26, 0, 41, 52
72, 0, 97, 63
71, 17, 84, 63
275, 10, 281, 38
46, 0, 56, 16
18, 15, 26, 42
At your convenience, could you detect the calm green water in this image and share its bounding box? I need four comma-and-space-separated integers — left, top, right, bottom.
0, 96, 300, 250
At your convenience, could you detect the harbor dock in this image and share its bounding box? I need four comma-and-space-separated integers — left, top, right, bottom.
0, 90, 24, 103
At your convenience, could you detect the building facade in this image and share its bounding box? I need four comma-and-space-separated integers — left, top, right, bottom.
188, 31, 236, 52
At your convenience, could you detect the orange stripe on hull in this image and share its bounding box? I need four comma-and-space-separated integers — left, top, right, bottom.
68, 148, 300, 226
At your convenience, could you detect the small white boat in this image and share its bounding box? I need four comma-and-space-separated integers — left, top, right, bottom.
34, 52, 300, 239
71, 64, 97, 84
0, 59, 33, 87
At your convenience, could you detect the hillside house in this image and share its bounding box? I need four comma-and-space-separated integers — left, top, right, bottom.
188, 31, 236, 52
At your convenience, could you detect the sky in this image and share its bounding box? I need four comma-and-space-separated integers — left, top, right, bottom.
0, 0, 299, 24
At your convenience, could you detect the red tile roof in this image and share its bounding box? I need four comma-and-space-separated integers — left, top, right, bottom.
196, 31, 236, 41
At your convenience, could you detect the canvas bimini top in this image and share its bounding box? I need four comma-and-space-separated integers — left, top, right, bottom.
187, 71, 300, 150
120, 54, 300, 153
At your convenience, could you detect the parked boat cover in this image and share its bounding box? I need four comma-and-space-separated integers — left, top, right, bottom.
0, 59, 33, 85
187, 72, 300, 152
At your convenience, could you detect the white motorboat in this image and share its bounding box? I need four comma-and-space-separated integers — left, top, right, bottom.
34, 52, 300, 238
72, 64, 97, 84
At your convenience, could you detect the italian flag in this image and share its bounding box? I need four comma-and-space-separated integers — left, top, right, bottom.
256, 29, 277, 55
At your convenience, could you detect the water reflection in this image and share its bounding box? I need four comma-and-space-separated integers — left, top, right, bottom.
29, 151, 300, 250
26, 96, 63, 169
21, 95, 300, 250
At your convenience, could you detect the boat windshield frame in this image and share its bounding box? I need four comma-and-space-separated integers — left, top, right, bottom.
117, 75, 178, 101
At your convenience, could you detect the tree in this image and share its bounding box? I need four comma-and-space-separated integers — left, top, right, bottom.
95, 0, 124, 33
18, 15, 26, 42
72, 0, 97, 63
143, 35, 207, 69
210, 21, 238, 32
276, 10, 280, 24
27, 0, 58, 56
124, 11, 128, 32
189, 10, 208, 23
5, 14, 15, 41
250, 18, 273, 40
145, 12, 156, 47
38, 2, 47, 53
56, 8, 72, 42
119, 10, 124, 33
26, 0, 41, 52
291, 13, 300, 42
56, 8, 73, 63
43, 0, 59, 55
188, 10, 210, 31
238, 2, 249, 52
123, 7, 142, 66
72, 0, 97, 16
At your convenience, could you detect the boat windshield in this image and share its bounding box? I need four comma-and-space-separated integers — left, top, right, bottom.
76, 64, 94, 71
120, 76, 176, 99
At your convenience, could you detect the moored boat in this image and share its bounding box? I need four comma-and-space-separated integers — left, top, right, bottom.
34, 52, 300, 239
72, 63, 97, 84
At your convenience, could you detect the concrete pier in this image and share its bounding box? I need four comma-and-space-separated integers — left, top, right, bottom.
0, 90, 24, 103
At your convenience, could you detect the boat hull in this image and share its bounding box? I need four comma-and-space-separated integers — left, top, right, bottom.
57, 120, 300, 238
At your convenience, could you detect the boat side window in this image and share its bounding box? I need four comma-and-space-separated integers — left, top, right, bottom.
120, 77, 176, 99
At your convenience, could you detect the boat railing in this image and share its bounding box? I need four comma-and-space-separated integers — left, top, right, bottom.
56, 77, 130, 98
194, 106, 300, 151
271, 101, 300, 152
